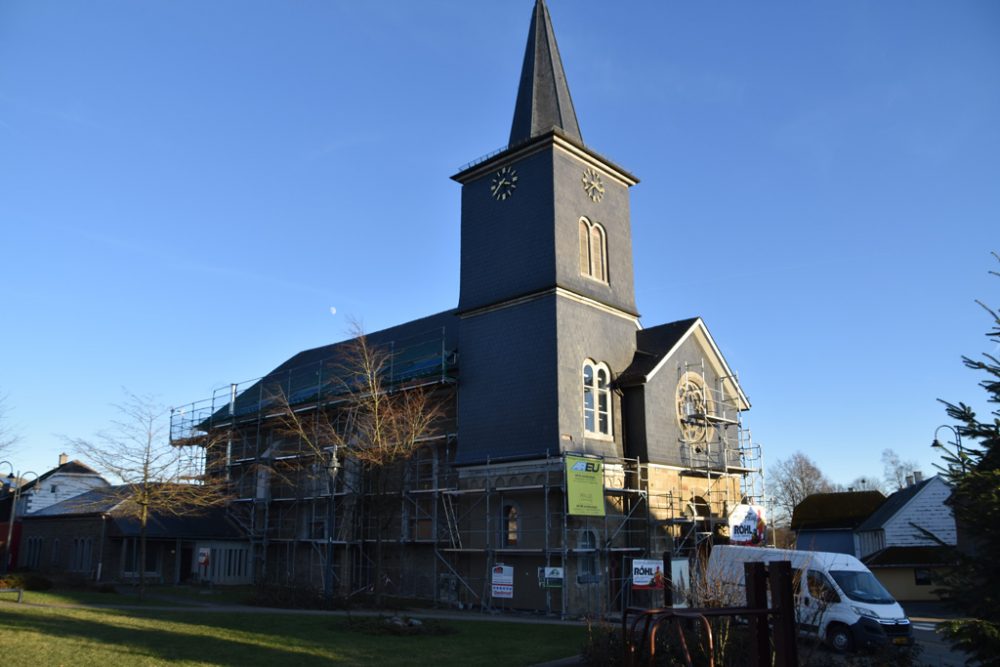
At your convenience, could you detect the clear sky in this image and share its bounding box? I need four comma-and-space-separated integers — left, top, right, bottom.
1, 1, 997, 487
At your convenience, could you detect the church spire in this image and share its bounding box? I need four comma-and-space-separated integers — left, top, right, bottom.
508, 0, 582, 146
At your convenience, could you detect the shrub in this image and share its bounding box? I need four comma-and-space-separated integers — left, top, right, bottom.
0, 573, 53, 591
346, 616, 456, 637
581, 620, 626, 667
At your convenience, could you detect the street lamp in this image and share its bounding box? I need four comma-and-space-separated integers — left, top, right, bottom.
1, 461, 39, 575
932, 425, 966, 474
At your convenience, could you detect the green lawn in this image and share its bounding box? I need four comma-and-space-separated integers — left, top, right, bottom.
0, 601, 585, 666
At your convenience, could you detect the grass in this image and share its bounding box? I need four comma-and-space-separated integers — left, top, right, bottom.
0, 601, 585, 666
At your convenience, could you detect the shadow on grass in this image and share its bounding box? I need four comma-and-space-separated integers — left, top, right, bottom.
0, 607, 355, 666
1, 604, 585, 666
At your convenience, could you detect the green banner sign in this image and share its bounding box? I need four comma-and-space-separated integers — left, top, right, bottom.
565, 455, 605, 516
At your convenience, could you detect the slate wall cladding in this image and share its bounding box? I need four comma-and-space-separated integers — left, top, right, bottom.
456, 295, 560, 464
638, 334, 740, 467
552, 148, 637, 315
622, 386, 647, 460
554, 296, 637, 459
458, 149, 555, 314
883, 478, 956, 547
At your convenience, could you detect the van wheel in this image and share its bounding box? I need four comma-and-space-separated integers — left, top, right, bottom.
827, 624, 854, 653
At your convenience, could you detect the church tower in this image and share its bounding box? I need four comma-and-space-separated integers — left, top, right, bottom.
454, 0, 641, 464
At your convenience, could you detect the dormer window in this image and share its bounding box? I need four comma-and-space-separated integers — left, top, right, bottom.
578, 217, 608, 283
583, 360, 612, 438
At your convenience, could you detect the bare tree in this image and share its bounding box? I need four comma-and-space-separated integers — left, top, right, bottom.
844, 475, 886, 493
67, 390, 229, 598
0, 392, 19, 455
268, 325, 443, 605
828, 476, 886, 494
766, 451, 834, 526
881, 448, 920, 491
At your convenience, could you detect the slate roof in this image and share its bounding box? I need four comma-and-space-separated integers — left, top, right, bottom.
25, 484, 244, 540
791, 491, 886, 530
200, 309, 459, 428
616, 317, 700, 387
109, 507, 243, 540
509, 0, 581, 145
27, 485, 123, 516
864, 545, 953, 568
856, 477, 935, 532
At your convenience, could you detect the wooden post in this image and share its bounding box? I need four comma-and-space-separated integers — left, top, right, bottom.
744, 562, 771, 667
769, 560, 799, 667
662, 551, 673, 607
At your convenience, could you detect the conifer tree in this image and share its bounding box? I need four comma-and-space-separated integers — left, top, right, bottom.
935, 253, 1000, 665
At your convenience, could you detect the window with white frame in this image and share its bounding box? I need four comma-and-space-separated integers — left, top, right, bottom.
578, 217, 608, 283
577, 529, 599, 582
583, 360, 612, 437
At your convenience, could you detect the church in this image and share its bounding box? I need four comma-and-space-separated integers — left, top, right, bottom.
170, 0, 763, 617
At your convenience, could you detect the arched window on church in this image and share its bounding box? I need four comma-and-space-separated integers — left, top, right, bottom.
503, 504, 519, 547
583, 360, 612, 437
578, 217, 608, 283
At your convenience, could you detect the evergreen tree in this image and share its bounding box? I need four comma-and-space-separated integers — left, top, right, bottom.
936, 253, 1000, 665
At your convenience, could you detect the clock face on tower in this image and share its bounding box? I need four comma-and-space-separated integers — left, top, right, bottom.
581, 167, 605, 203
490, 166, 518, 201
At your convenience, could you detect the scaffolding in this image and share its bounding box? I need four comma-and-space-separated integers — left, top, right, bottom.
667, 360, 766, 559
169, 340, 763, 616
169, 326, 458, 591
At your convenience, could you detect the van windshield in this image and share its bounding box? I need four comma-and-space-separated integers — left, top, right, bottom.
829, 570, 895, 604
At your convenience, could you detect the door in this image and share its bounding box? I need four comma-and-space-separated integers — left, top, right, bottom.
800, 569, 840, 635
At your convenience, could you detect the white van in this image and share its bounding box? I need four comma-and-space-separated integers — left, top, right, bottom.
706, 546, 913, 652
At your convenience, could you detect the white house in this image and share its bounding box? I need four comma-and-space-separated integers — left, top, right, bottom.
16, 454, 110, 516
856, 474, 955, 601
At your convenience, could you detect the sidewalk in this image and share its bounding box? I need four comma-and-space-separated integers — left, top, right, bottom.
901, 601, 961, 623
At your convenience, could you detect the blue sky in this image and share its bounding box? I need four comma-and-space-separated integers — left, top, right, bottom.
1, 1, 997, 486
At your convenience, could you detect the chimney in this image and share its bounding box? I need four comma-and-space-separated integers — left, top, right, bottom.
905, 474, 914, 487
913, 470, 923, 483
58, 453, 69, 466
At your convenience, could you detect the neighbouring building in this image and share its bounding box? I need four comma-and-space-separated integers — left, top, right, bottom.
791, 474, 956, 602
168, 0, 764, 616
857, 474, 955, 601
18, 485, 250, 585
1, 454, 109, 571
791, 491, 886, 555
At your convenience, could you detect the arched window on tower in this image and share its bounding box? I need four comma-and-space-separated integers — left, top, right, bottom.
578, 217, 608, 283
583, 359, 612, 437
